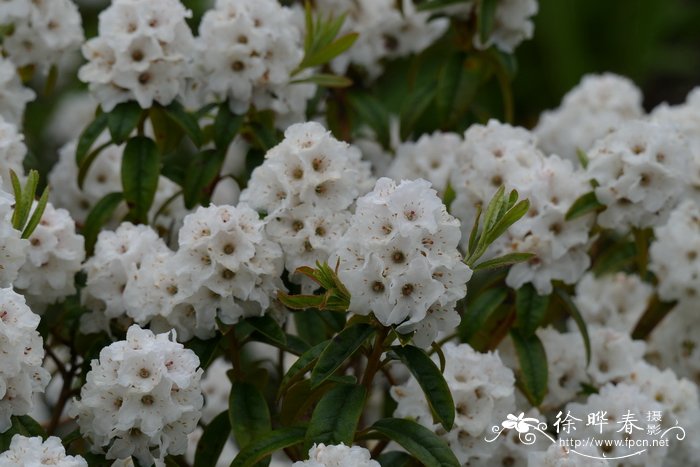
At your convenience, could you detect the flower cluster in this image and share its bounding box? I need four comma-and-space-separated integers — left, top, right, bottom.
241, 122, 372, 291
392, 343, 515, 463
0, 57, 35, 126
0, 0, 84, 71
78, 0, 195, 111
69, 325, 203, 466
332, 178, 471, 346
0, 116, 27, 187
293, 443, 379, 467
0, 435, 87, 466
0, 288, 50, 432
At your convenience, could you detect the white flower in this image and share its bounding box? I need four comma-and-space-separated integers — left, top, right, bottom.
0, 435, 87, 466
391, 343, 515, 463
190, 0, 314, 123
332, 178, 471, 346
292, 443, 379, 467
0, 116, 27, 188
1, 0, 84, 72
0, 182, 28, 288
314, 0, 449, 79
79, 0, 195, 110
0, 288, 50, 433
473, 0, 538, 53
14, 202, 85, 310
69, 325, 203, 466
527, 443, 608, 467
0, 56, 35, 126
647, 303, 700, 387
587, 120, 692, 231
535, 73, 643, 163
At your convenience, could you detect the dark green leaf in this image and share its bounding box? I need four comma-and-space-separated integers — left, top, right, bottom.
459, 287, 509, 342
165, 101, 204, 147
229, 382, 272, 449
377, 452, 418, 467
83, 192, 124, 255
553, 287, 592, 365
565, 192, 603, 221
389, 346, 455, 431
510, 329, 548, 406
278, 340, 328, 399
400, 82, 436, 139
77, 141, 112, 189
230, 427, 305, 467
515, 284, 550, 336
348, 93, 390, 148
417, 0, 468, 11
76, 112, 108, 165
631, 294, 676, 341
194, 411, 231, 467
214, 104, 244, 150
278, 292, 326, 310
483, 199, 530, 246
310, 323, 374, 388
149, 106, 184, 154
121, 136, 160, 224
186, 336, 223, 370
370, 418, 459, 467
246, 315, 287, 348
474, 252, 535, 271
107, 101, 142, 144
305, 383, 366, 449
477, 0, 499, 45
299, 33, 358, 69
183, 149, 225, 208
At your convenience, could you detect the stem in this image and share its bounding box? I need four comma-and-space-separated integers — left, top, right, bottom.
430, 333, 457, 353
361, 327, 389, 392
46, 351, 77, 435
370, 439, 390, 458
226, 331, 244, 380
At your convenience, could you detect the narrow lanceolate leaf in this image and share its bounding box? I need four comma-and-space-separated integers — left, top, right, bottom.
477, 0, 499, 44
183, 149, 226, 208
121, 136, 160, 224
483, 198, 530, 246
194, 411, 231, 467
304, 383, 366, 449
230, 427, 306, 467
83, 192, 124, 255
553, 287, 592, 365
278, 340, 328, 399
76, 112, 108, 165
21, 186, 49, 239
474, 252, 535, 271
165, 101, 204, 147
229, 382, 272, 449
310, 323, 374, 388
245, 315, 287, 348
214, 103, 244, 150
417, 0, 469, 11
389, 346, 455, 431
400, 82, 436, 139
515, 283, 550, 336
631, 294, 676, 341
298, 33, 358, 70
107, 101, 142, 144
459, 287, 509, 342
377, 451, 417, 467
370, 418, 460, 467
565, 191, 603, 221
291, 74, 352, 88
510, 329, 548, 406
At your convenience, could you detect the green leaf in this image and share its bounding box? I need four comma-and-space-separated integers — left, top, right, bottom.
390, 346, 455, 431
565, 192, 603, 221
14, 415, 46, 437
459, 287, 509, 342
121, 136, 160, 224
310, 323, 374, 388
474, 252, 535, 271
467, 203, 483, 256
165, 101, 204, 147
194, 411, 231, 467
483, 199, 530, 246
107, 101, 142, 144
230, 427, 305, 467
82, 192, 124, 255
553, 287, 592, 365
229, 382, 272, 449
631, 294, 676, 341
515, 284, 550, 336
477, 0, 499, 44
370, 418, 459, 467
291, 73, 353, 88
186, 336, 224, 370
11, 170, 37, 231
245, 315, 287, 348
278, 340, 328, 399
436, 55, 482, 126
348, 93, 390, 148
576, 148, 589, 168
149, 106, 184, 154
183, 149, 225, 209
400, 82, 436, 139
510, 329, 548, 406
417, 0, 468, 11
298, 33, 358, 70
21, 186, 49, 239
76, 112, 108, 165
77, 141, 112, 189
304, 383, 366, 449
377, 452, 418, 467
214, 104, 244, 150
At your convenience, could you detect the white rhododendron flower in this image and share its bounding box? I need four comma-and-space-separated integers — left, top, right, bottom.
0, 57, 35, 126
0, 288, 50, 432
0, 435, 87, 466
292, 443, 380, 467
69, 325, 203, 466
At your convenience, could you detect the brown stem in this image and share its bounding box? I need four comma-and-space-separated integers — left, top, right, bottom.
226, 331, 244, 380
361, 327, 389, 392
370, 438, 390, 458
